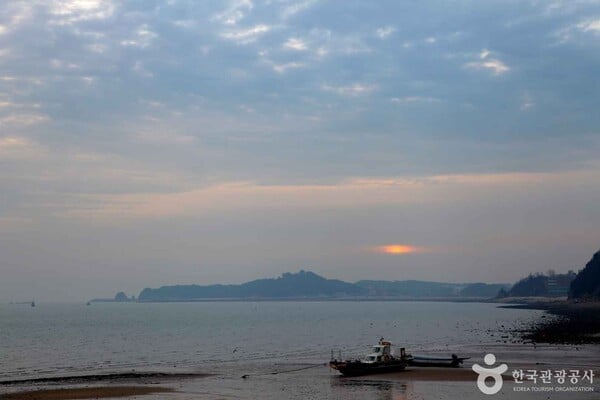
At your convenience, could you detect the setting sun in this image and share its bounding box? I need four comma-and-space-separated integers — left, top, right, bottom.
375, 244, 420, 255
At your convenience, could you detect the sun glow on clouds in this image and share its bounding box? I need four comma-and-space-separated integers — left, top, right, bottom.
56, 171, 600, 222
374, 244, 422, 255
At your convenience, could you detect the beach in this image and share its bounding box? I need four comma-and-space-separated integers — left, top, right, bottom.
2, 353, 598, 400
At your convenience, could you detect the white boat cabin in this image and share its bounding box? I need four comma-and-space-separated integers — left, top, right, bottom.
363, 340, 393, 363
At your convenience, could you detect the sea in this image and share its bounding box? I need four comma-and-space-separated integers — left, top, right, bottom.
1, 301, 596, 399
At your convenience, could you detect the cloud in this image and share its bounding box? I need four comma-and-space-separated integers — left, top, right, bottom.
375, 26, 395, 39
0, 136, 29, 148
322, 83, 376, 96
0, 136, 45, 159
47, 0, 116, 25
272, 62, 305, 73
0, 3, 35, 35
520, 93, 534, 111
283, 37, 308, 51
58, 169, 600, 222
2, 0, 600, 300
221, 24, 271, 44
281, 0, 318, 19
133, 131, 196, 145
391, 96, 440, 104
465, 59, 510, 75
577, 18, 600, 33
131, 61, 153, 77
554, 16, 600, 43
0, 113, 49, 127
58, 178, 423, 220
297, 28, 371, 56
212, 0, 254, 26
464, 49, 510, 75
120, 24, 157, 48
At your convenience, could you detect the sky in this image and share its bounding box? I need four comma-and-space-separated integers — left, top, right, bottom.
1, 0, 599, 301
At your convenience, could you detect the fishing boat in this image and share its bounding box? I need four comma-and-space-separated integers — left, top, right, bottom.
329, 338, 470, 376
329, 339, 408, 376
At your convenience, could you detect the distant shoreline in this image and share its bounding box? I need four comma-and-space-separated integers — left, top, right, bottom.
90, 296, 505, 303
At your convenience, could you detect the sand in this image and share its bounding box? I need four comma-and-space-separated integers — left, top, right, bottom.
389, 367, 479, 381
0, 368, 480, 400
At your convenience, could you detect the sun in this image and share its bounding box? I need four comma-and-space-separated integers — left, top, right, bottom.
375, 244, 419, 255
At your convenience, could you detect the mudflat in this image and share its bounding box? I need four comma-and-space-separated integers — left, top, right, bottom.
0, 386, 173, 400
382, 367, 480, 381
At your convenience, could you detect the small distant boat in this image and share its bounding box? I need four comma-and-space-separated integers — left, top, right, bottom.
31, 301, 35, 307
329, 339, 408, 376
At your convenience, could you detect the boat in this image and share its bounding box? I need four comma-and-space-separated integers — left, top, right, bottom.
329, 338, 408, 376
329, 338, 470, 376
406, 354, 468, 368
31, 301, 35, 307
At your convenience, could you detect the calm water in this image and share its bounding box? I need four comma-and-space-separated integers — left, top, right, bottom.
0, 301, 543, 382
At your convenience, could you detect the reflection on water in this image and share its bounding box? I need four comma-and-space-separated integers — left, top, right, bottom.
331, 377, 409, 400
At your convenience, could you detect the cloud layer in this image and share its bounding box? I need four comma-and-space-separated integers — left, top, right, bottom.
1, 0, 600, 300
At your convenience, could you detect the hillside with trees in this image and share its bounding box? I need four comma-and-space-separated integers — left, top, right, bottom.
136, 271, 509, 301
569, 250, 600, 299
499, 271, 576, 298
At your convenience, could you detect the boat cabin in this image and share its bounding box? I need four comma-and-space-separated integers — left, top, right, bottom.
363, 340, 392, 363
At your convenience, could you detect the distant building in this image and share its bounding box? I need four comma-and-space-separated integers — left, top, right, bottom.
546, 272, 576, 297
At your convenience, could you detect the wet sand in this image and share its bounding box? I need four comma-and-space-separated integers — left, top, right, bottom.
0, 386, 173, 400
0, 372, 209, 386
391, 367, 479, 381
0, 368, 484, 400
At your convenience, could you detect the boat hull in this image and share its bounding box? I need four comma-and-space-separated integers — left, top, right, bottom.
329, 360, 407, 376
407, 356, 467, 368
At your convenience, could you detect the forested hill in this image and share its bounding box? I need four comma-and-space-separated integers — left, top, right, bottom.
136, 270, 509, 301
570, 250, 600, 299
138, 271, 364, 301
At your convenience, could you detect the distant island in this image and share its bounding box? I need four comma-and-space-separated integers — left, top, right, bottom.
133, 270, 509, 302
89, 291, 136, 303
92, 248, 600, 303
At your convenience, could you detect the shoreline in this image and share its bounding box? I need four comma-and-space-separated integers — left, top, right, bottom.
500, 300, 600, 344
